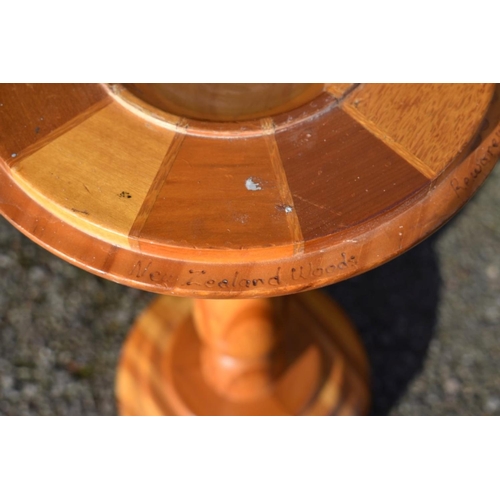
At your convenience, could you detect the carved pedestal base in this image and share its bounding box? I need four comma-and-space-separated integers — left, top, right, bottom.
116, 291, 370, 416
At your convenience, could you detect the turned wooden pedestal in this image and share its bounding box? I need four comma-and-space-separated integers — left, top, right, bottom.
0, 83, 499, 416
116, 293, 370, 415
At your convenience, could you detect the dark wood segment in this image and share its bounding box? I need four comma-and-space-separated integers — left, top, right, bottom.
129, 128, 186, 244
343, 84, 495, 178
136, 132, 297, 255
0, 84, 109, 163
275, 107, 429, 244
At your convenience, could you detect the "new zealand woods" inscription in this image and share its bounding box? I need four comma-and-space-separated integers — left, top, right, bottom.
129, 252, 358, 290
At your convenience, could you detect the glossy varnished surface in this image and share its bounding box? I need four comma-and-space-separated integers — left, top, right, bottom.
123, 83, 325, 121
275, 105, 429, 244
0, 83, 499, 298
116, 292, 370, 416
343, 84, 494, 178
0, 84, 109, 163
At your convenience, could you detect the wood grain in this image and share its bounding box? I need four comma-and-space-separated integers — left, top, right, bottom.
193, 298, 286, 401
129, 127, 186, 244
343, 83, 495, 178
0, 84, 108, 163
116, 292, 370, 415
275, 106, 429, 245
11, 102, 176, 248
261, 117, 304, 253
136, 130, 297, 257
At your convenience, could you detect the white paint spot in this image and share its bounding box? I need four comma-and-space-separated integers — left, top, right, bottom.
284, 206, 293, 213
11, 153, 17, 158
245, 177, 262, 191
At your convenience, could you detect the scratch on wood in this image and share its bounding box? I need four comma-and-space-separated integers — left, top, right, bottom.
294, 194, 343, 218
71, 208, 90, 215
294, 194, 327, 211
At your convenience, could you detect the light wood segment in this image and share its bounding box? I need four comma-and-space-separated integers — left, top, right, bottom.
464, 84, 500, 156
11, 102, 176, 248
261, 118, 304, 254
343, 83, 495, 178
5, 99, 112, 167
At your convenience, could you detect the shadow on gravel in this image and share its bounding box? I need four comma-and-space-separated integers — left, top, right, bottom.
324, 230, 442, 416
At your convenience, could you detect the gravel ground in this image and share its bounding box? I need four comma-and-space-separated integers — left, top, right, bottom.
0, 163, 499, 416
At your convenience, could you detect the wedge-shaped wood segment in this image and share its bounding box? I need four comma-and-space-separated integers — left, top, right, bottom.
275, 107, 429, 245
342, 83, 495, 178
136, 129, 301, 258
11, 103, 177, 248
0, 84, 109, 163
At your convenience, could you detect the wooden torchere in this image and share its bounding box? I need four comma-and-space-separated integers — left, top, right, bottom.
0, 83, 499, 415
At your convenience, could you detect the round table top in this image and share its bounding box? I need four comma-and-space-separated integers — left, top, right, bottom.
0, 83, 499, 298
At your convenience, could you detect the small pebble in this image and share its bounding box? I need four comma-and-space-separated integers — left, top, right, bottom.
486, 264, 499, 280
485, 396, 500, 413
444, 378, 461, 396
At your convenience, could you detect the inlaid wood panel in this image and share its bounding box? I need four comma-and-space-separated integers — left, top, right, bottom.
11, 102, 176, 247
343, 83, 495, 178
136, 129, 300, 257
275, 107, 429, 244
0, 84, 109, 163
